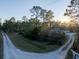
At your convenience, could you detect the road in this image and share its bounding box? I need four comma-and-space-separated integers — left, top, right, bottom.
2, 32, 76, 59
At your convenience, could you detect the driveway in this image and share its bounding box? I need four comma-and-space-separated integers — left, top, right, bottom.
2, 32, 75, 59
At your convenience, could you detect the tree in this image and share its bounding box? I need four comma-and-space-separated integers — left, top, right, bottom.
30, 6, 42, 20
64, 0, 79, 24
40, 9, 47, 22
45, 10, 54, 28
29, 18, 40, 28
22, 16, 28, 22
71, 0, 79, 5
0, 18, 2, 31
0, 18, 1, 22
2, 17, 16, 32
10, 17, 16, 23
64, 0, 79, 32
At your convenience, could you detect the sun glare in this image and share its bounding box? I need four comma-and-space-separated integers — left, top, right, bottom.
60, 16, 71, 23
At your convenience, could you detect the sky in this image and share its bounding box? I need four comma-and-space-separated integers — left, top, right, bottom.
0, 0, 71, 22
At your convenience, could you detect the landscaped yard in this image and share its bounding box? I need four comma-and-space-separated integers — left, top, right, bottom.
7, 32, 60, 53
0, 32, 3, 59
7, 32, 73, 59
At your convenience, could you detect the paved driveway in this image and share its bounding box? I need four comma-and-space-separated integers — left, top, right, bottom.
2, 32, 75, 59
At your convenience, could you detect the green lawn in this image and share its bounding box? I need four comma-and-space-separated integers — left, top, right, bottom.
0, 32, 3, 59
7, 32, 73, 59
7, 32, 60, 53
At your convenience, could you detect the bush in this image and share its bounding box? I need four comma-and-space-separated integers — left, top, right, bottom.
38, 29, 66, 45
19, 26, 41, 40
31, 27, 41, 40
72, 32, 79, 53
19, 27, 66, 46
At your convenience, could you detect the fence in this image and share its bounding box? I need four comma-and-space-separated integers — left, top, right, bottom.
71, 50, 79, 59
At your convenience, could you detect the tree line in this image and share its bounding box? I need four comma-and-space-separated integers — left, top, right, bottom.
0, 6, 67, 45
0, 1, 78, 44
0, 4, 78, 34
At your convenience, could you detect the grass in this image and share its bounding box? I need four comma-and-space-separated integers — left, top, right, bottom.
0, 32, 3, 59
7, 32, 73, 59
7, 32, 60, 53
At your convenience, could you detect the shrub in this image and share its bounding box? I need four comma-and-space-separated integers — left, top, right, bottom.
31, 27, 41, 40
38, 29, 66, 45
20, 26, 41, 40
72, 32, 79, 53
